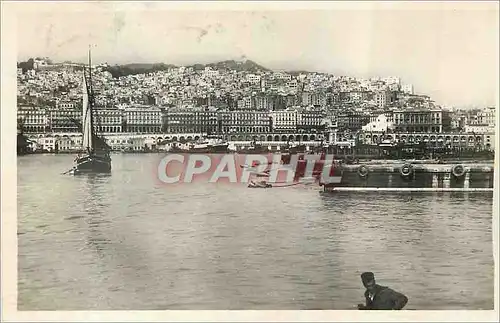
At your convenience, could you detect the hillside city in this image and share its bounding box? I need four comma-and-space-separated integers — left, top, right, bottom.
17, 57, 496, 153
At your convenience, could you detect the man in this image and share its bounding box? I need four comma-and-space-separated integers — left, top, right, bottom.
357, 272, 408, 310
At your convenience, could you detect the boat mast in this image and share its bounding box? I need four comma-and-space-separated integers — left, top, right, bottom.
88, 46, 95, 152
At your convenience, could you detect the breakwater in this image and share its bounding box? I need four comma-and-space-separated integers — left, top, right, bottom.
322, 161, 495, 190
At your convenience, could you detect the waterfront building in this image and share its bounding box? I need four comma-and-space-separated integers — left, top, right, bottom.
362, 114, 394, 132
269, 110, 299, 133
163, 109, 218, 134
324, 122, 357, 147
37, 136, 57, 151
143, 108, 323, 139
359, 130, 494, 151
297, 111, 326, 133
219, 111, 271, 134
106, 136, 146, 151
369, 111, 394, 123
28, 134, 79, 152
47, 107, 81, 133
56, 135, 80, 152
123, 106, 162, 133
17, 106, 49, 133
393, 107, 452, 133
336, 112, 371, 131
95, 108, 123, 133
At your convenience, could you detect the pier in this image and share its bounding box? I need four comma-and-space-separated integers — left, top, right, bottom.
324, 187, 493, 192
322, 161, 495, 191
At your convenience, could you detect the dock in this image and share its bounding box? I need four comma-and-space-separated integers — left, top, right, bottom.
320, 160, 495, 191
324, 187, 493, 192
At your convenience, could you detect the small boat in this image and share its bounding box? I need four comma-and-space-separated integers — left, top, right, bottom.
248, 180, 272, 188
238, 140, 270, 154
378, 139, 397, 148
188, 136, 229, 153
70, 48, 111, 175
169, 136, 229, 153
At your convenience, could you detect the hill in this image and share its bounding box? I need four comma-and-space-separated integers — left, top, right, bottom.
189, 59, 271, 72
104, 63, 178, 78
103, 59, 271, 78
19, 56, 316, 77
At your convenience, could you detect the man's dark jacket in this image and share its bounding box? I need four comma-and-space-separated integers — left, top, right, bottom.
359, 284, 408, 310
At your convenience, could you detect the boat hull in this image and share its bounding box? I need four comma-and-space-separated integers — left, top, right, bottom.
171, 144, 230, 154
238, 147, 271, 154
73, 154, 112, 174
191, 145, 229, 153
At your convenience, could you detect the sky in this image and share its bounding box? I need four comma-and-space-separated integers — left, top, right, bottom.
12, 1, 499, 108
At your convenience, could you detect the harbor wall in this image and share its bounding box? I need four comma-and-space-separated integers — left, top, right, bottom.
323, 162, 494, 189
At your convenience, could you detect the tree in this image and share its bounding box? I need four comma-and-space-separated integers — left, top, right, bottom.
18, 58, 35, 73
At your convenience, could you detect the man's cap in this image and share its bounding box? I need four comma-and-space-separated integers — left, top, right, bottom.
361, 272, 375, 284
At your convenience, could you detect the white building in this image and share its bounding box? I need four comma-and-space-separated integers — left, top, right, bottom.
123, 106, 162, 133
382, 76, 401, 85
464, 124, 495, 134
484, 133, 495, 151
273, 72, 292, 81
106, 136, 146, 151
270, 110, 299, 132
203, 67, 219, 78
33, 58, 49, 70
374, 90, 391, 108
95, 109, 123, 133
57, 136, 80, 152
482, 106, 496, 127
35, 136, 57, 152
362, 114, 394, 132
18, 107, 48, 133
401, 84, 414, 94
297, 111, 325, 131
246, 74, 261, 84
56, 101, 75, 109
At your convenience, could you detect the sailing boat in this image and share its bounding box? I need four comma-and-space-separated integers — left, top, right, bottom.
70, 49, 111, 175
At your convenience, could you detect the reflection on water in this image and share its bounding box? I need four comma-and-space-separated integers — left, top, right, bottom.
17, 154, 494, 310
82, 175, 113, 255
